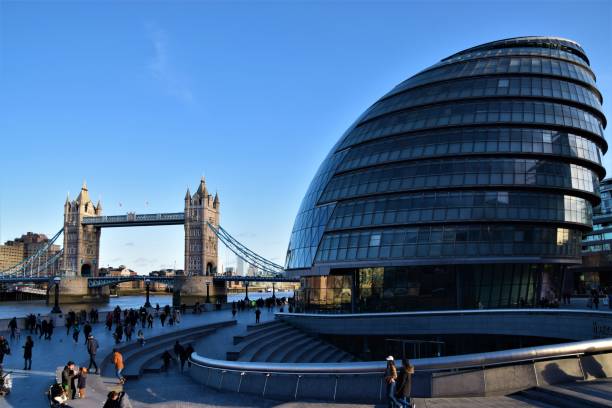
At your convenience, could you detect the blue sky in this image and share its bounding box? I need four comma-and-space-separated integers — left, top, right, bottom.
1, 0, 611, 273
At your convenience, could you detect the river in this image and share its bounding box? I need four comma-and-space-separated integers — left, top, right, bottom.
0, 291, 294, 319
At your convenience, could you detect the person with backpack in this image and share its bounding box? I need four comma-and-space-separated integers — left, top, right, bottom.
384, 356, 401, 408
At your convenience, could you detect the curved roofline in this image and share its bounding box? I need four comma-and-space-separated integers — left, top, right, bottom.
444, 36, 589, 65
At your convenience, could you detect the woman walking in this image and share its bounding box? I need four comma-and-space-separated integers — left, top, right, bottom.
72, 322, 81, 344
384, 356, 401, 408
397, 359, 415, 408
76, 367, 87, 399
22, 335, 33, 370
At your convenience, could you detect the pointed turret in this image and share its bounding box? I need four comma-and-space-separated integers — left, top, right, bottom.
185, 188, 191, 201
95, 199, 103, 215
196, 176, 206, 196
65, 193, 70, 208
76, 180, 90, 204
213, 192, 220, 208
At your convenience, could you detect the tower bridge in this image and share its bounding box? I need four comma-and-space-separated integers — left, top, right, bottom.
0, 177, 297, 305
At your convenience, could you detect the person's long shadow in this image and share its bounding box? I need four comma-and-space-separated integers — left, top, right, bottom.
539, 362, 582, 385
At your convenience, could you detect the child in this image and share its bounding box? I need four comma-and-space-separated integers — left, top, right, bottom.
77, 367, 87, 398
137, 330, 145, 347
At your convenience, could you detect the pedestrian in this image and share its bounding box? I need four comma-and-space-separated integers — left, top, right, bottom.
61, 361, 76, 398
14, 326, 21, 342
83, 322, 92, 344
184, 344, 194, 368
65, 314, 73, 336
8, 317, 17, 341
255, 308, 261, 324
72, 322, 81, 344
137, 330, 145, 347
161, 350, 172, 371
173, 341, 184, 360
160, 312, 166, 327
179, 346, 189, 372
384, 356, 401, 408
113, 348, 125, 384
125, 324, 132, 342
35, 314, 42, 335
106, 313, 113, 331
86, 334, 99, 374
147, 314, 153, 328
114, 323, 123, 344
396, 359, 415, 407
47, 319, 54, 340
0, 336, 8, 366
76, 367, 87, 399
22, 335, 33, 370
40, 319, 47, 340
232, 308, 237, 319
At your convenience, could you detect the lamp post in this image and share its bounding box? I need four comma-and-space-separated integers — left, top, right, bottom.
244, 281, 250, 302
144, 278, 152, 308
51, 276, 62, 314
206, 281, 211, 304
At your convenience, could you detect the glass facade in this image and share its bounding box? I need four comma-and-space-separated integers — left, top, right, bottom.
286, 37, 606, 312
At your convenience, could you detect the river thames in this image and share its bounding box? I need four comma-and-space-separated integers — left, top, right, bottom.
0, 290, 294, 319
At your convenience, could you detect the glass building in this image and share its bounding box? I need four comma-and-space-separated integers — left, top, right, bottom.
573, 178, 612, 293
285, 37, 607, 312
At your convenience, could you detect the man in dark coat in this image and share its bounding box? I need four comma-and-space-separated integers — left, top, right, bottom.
61, 361, 76, 398
87, 334, 100, 374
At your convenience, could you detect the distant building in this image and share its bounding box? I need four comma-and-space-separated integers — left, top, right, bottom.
574, 178, 612, 293
224, 266, 235, 276
0, 232, 61, 271
247, 264, 257, 277
236, 256, 245, 276
99, 265, 139, 290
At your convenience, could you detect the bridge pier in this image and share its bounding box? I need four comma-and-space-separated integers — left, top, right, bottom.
173, 276, 227, 307
58, 276, 109, 304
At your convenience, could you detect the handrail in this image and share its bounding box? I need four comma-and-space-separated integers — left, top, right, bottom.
276, 308, 612, 318
189, 337, 612, 374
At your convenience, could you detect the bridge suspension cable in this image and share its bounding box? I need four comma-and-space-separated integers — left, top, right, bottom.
0, 228, 64, 277
207, 223, 284, 276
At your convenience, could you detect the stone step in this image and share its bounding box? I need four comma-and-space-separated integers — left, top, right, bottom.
277, 335, 315, 363
232, 321, 285, 345
517, 385, 612, 408
246, 319, 282, 331
227, 324, 293, 360
253, 332, 306, 362
240, 328, 302, 361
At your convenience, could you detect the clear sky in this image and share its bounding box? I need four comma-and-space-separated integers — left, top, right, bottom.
1, 0, 611, 273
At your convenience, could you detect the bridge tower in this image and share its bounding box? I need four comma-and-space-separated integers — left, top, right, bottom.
62, 181, 102, 277
184, 177, 220, 276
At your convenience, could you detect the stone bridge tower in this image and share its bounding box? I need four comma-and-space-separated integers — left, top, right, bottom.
62, 181, 102, 277
184, 177, 220, 276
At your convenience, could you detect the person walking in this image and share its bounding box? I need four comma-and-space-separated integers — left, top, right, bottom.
86, 334, 99, 374
396, 359, 415, 407
35, 314, 42, 335
83, 322, 92, 344
72, 322, 81, 344
0, 336, 9, 366
8, 318, 17, 341
125, 324, 133, 342
22, 335, 33, 370
255, 308, 261, 324
113, 349, 125, 384
384, 356, 401, 408
231, 307, 237, 319
161, 350, 172, 371
147, 314, 153, 328
160, 312, 166, 327
47, 319, 54, 340
76, 367, 87, 399
184, 344, 194, 368
39, 319, 47, 340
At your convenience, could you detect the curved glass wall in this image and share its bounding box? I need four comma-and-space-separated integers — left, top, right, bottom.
328, 192, 592, 230
388, 56, 597, 98
338, 128, 602, 172
316, 225, 581, 262
365, 77, 603, 123
340, 99, 604, 149
285, 37, 606, 312
321, 159, 598, 203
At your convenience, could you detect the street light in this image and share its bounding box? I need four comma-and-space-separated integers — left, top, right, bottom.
144, 278, 152, 308
51, 276, 62, 314
206, 281, 211, 304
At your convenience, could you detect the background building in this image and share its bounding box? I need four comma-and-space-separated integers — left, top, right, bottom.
0, 232, 61, 270
573, 178, 612, 293
286, 36, 607, 312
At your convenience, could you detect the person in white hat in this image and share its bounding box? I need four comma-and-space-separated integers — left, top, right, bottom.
384, 355, 401, 407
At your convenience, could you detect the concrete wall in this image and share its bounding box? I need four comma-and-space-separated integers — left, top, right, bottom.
277, 310, 612, 341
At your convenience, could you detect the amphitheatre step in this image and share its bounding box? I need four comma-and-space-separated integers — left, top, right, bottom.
234, 321, 285, 344
100, 320, 236, 375
246, 319, 282, 331
289, 339, 329, 362
239, 327, 301, 361
277, 335, 314, 362
267, 333, 314, 362
516, 385, 612, 408
227, 324, 293, 360
249, 331, 305, 362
